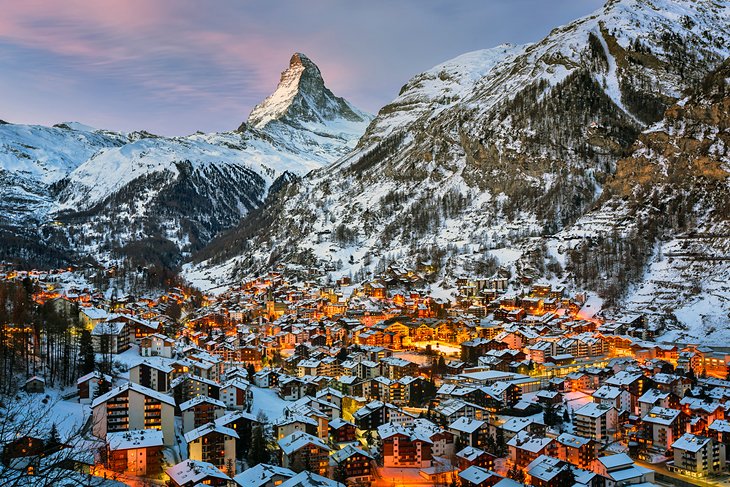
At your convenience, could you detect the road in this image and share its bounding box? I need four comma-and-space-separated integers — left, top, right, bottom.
635, 459, 728, 487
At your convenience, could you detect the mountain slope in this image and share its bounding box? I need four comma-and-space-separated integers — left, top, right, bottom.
554, 58, 730, 343
0, 54, 371, 267
191, 0, 730, 288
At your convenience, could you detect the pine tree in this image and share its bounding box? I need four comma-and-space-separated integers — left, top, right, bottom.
246, 363, 256, 381
94, 378, 111, 399
47, 422, 60, 448
79, 330, 95, 376
248, 424, 270, 466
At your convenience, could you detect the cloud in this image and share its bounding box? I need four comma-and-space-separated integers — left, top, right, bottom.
0, 0, 604, 135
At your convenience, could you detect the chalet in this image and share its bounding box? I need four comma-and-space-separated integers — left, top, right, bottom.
91, 382, 176, 445
526, 455, 575, 487
91, 321, 129, 354
78, 307, 109, 331
77, 371, 113, 404
459, 465, 502, 487
184, 422, 238, 476
106, 429, 164, 476
233, 464, 295, 487
377, 423, 433, 468
449, 417, 489, 449
166, 459, 231, 487
709, 419, 730, 459
220, 378, 251, 410
329, 444, 374, 485
180, 395, 226, 434
456, 446, 496, 471
129, 361, 173, 393
140, 333, 175, 358
507, 431, 555, 468
595, 453, 654, 486
23, 376, 45, 394
278, 431, 331, 476
555, 433, 596, 470
171, 374, 221, 405
642, 406, 687, 451
329, 418, 357, 444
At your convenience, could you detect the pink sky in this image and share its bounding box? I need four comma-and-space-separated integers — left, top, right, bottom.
0, 0, 604, 135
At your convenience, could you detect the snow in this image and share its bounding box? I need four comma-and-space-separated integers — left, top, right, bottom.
250, 385, 290, 422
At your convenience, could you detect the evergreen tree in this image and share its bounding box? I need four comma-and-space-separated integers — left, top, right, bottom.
437, 356, 447, 375
47, 423, 60, 448
94, 378, 112, 399
79, 330, 95, 376
563, 408, 571, 424
246, 363, 256, 381
247, 424, 270, 466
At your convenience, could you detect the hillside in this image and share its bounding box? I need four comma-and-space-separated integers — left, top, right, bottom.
0, 54, 371, 268
191, 0, 730, 293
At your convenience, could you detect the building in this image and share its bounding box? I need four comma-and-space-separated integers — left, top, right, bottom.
574, 403, 617, 443
507, 431, 554, 468
184, 422, 238, 476
554, 433, 596, 470
140, 333, 175, 358
329, 444, 374, 485
277, 431, 331, 476
77, 371, 113, 404
129, 361, 173, 392
91, 321, 129, 354
669, 433, 726, 478
91, 382, 176, 445
642, 406, 685, 451
166, 459, 231, 487
180, 395, 226, 434
377, 423, 434, 469
233, 463, 295, 487
595, 453, 655, 487
106, 429, 164, 476
459, 465, 502, 487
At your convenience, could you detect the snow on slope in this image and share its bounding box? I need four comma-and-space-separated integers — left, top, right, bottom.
191, 0, 730, 297
0, 53, 372, 264
0, 123, 125, 184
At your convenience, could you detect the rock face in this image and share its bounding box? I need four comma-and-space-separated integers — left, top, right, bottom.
576, 58, 730, 343
249, 53, 369, 130
0, 54, 371, 267
192, 0, 730, 288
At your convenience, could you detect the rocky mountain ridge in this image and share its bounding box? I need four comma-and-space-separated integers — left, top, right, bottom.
0, 54, 371, 267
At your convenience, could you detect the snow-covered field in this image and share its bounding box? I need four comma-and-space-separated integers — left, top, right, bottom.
250, 385, 290, 422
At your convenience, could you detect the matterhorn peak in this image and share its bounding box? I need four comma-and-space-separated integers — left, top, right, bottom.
246, 52, 371, 131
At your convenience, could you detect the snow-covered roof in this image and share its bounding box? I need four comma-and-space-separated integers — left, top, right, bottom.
672, 433, 711, 453
233, 463, 295, 487
459, 465, 499, 485
449, 417, 487, 435
184, 422, 239, 443
277, 431, 330, 455
180, 395, 226, 411
279, 471, 345, 487
107, 429, 164, 451
166, 459, 230, 484
91, 381, 175, 408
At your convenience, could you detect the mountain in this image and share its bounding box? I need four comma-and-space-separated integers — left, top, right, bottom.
552, 57, 730, 344
0, 54, 371, 267
190, 0, 730, 299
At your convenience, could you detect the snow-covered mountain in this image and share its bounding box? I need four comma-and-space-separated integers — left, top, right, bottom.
0, 53, 371, 267
190, 0, 730, 311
